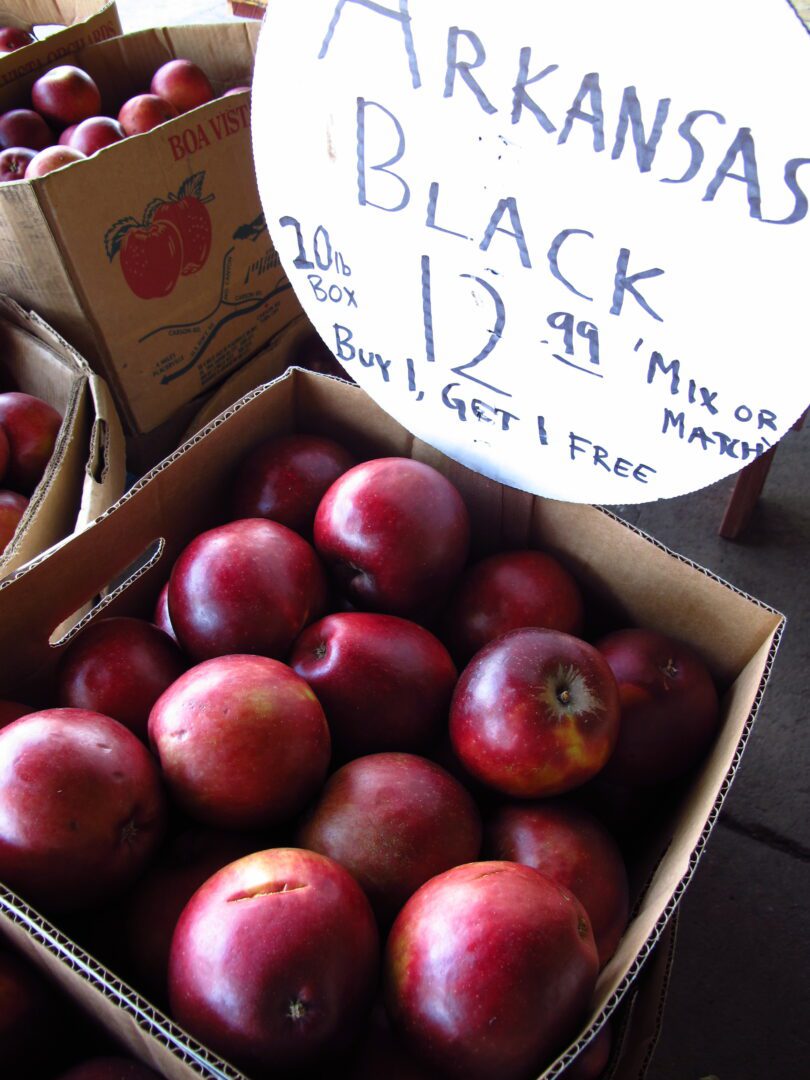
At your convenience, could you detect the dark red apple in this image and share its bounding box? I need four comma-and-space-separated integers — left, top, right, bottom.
596, 628, 721, 786
291, 612, 457, 758
168, 847, 379, 1074
167, 517, 327, 662
343, 1004, 445, 1080
230, 432, 356, 535
117, 93, 178, 136
31, 65, 102, 126
149, 653, 330, 828
293, 332, 354, 381
449, 628, 620, 798
123, 826, 260, 1004
152, 581, 178, 643
67, 116, 125, 156
484, 799, 629, 966
0, 392, 62, 493
385, 860, 599, 1080
297, 753, 481, 924
58, 123, 78, 145
56, 615, 186, 741
0, 27, 36, 52
0, 108, 52, 151
56, 1060, 161, 1080
25, 144, 86, 179
444, 549, 585, 664
150, 59, 214, 113
0, 709, 165, 910
0, 489, 27, 551
0, 946, 64, 1075
561, 1021, 613, 1079
0, 146, 36, 181
313, 457, 470, 619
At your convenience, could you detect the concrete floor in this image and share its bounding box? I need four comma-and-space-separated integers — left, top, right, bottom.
117, 3, 810, 1077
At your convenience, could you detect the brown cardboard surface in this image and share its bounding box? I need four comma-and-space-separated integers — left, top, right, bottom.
0, 294, 125, 580
0, 364, 782, 1079
0, 21, 301, 438
0, 3, 121, 91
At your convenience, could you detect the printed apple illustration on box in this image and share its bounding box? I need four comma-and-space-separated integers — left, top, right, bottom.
104, 171, 214, 300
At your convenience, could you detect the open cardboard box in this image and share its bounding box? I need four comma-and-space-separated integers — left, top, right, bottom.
0, 19, 301, 461
0, 1, 120, 90
0, 294, 124, 580
0, 368, 783, 1078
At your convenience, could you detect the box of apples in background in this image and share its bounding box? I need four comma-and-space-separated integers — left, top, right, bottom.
0, 2, 120, 90
0, 360, 782, 1080
0, 293, 124, 582
0, 17, 302, 470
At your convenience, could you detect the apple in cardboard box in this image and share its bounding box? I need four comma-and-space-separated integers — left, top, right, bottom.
384, 860, 599, 1080
297, 752, 482, 925
0, 490, 27, 552
0, 146, 35, 181
150, 59, 214, 114
0, 108, 52, 151
168, 847, 380, 1074
117, 94, 179, 137
67, 117, 126, 156
0, 391, 62, 493
31, 66, 102, 127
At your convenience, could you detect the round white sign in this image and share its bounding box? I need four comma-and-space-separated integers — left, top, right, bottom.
252, 0, 810, 503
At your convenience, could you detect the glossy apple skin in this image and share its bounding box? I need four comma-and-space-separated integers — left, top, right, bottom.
444, 549, 585, 664
149, 654, 330, 828
31, 65, 102, 126
0, 489, 27, 550
0, 390, 61, 492
385, 860, 599, 1080
150, 59, 214, 113
230, 433, 356, 536
25, 144, 85, 178
0, 709, 165, 910
152, 581, 178, 643
484, 799, 629, 966
298, 753, 481, 925
67, 115, 125, 155
169, 847, 380, 1074
56, 1060, 161, 1080
0, 27, 36, 52
56, 616, 186, 741
0, 108, 52, 151
168, 517, 327, 662
450, 628, 620, 798
291, 612, 457, 759
0, 145, 36, 181
123, 826, 259, 1004
117, 93, 178, 136
596, 628, 721, 786
314, 457, 470, 619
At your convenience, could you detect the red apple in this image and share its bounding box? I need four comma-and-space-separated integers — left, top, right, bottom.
168, 517, 327, 662
117, 93, 178, 136
148, 653, 330, 828
444, 548, 585, 664
123, 826, 260, 1004
297, 753, 482, 924
150, 59, 214, 114
31, 65, 102, 126
561, 1022, 613, 1079
0, 108, 52, 151
230, 433, 356, 535
0, 146, 36, 181
0, 946, 65, 1075
152, 581, 178, 643
484, 799, 629, 966
0, 709, 166, 910
0, 391, 62, 493
56, 1060, 161, 1080
596, 627, 721, 786
25, 144, 85, 178
343, 1005, 445, 1080
385, 860, 599, 1080
168, 847, 380, 1074
0, 490, 27, 551
291, 612, 457, 758
313, 457, 470, 619
67, 115, 125, 156
449, 628, 620, 798
56, 616, 186, 741
58, 123, 78, 145
0, 27, 36, 52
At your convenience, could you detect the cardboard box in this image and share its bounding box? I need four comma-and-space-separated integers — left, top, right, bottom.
0, 2, 120, 91
0, 369, 783, 1078
0, 294, 124, 580
228, 0, 266, 20
0, 20, 301, 442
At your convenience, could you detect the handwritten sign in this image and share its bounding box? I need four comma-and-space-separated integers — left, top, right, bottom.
252, 0, 810, 502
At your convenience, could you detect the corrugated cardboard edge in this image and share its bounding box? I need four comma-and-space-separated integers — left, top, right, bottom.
0, 370, 786, 1079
